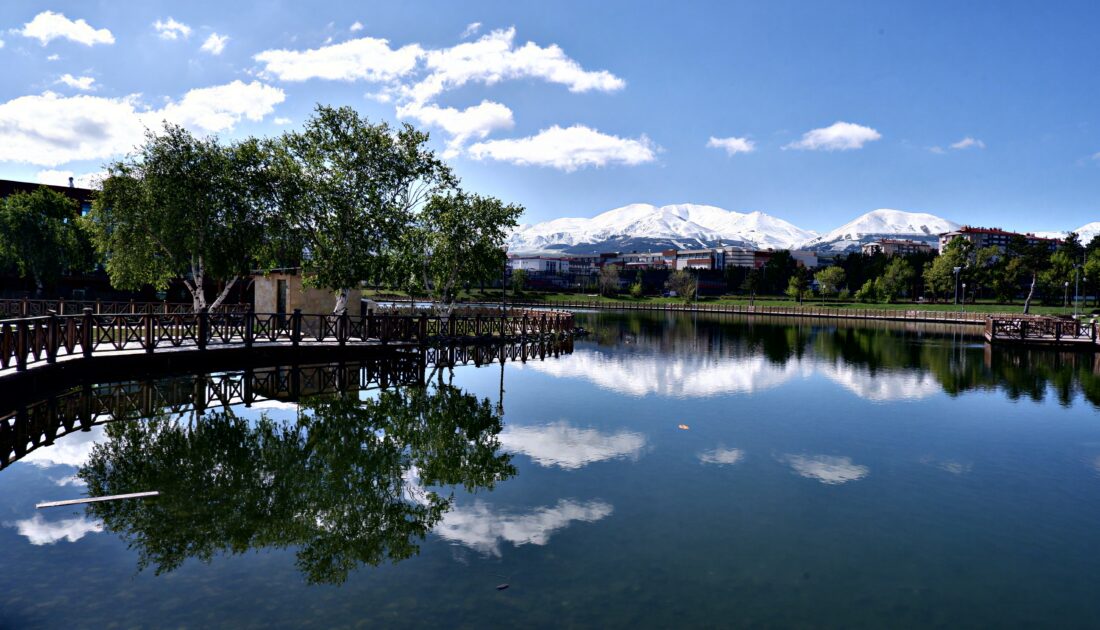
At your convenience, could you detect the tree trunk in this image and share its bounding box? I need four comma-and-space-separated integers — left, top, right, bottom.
1022, 272, 1037, 314
333, 288, 349, 314
208, 276, 239, 311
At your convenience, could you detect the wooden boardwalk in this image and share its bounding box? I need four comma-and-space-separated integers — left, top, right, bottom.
985, 316, 1099, 349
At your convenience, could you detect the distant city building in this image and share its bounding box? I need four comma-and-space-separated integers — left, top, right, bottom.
675, 249, 717, 270
861, 239, 933, 257
508, 256, 570, 274
618, 251, 667, 269
0, 177, 95, 214
938, 227, 1059, 252
790, 250, 819, 268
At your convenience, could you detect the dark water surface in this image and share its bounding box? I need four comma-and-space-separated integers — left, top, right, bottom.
2, 311, 1100, 628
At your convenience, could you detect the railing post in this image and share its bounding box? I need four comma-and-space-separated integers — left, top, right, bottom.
339, 311, 349, 347
82, 308, 94, 358
291, 309, 302, 347
130, 299, 136, 315
197, 309, 209, 350
244, 307, 254, 348
46, 311, 59, 364
367, 308, 375, 340
20, 297, 28, 317
15, 319, 27, 371
95, 299, 101, 315
143, 311, 155, 353
448, 313, 456, 338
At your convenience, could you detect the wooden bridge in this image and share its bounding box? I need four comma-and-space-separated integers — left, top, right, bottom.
985, 316, 1099, 349
0, 337, 572, 471
0, 307, 574, 375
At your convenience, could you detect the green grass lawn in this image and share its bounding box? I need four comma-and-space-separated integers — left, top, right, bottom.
362, 289, 1095, 317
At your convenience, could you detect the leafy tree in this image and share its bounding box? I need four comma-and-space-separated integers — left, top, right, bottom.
761, 250, 798, 294
402, 191, 521, 311
0, 187, 94, 294
598, 263, 622, 296
877, 257, 915, 302
1084, 250, 1100, 309
79, 384, 514, 585
1006, 235, 1052, 314
88, 124, 272, 311
784, 268, 809, 304
510, 268, 527, 295
629, 271, 644, 298
666, 269, 697, 302
922, 236, 970, 302
854, 279, 879, 303
270, 105, 455, 313
814, 266, 846, 301
741, 268, 761, 304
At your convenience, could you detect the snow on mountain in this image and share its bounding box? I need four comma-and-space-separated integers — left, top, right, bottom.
1033, 222, 1100, 244
508, 203, 818, 254
799, 209, 960, 252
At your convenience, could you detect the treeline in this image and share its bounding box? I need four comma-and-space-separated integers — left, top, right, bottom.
0, 105, 522, 312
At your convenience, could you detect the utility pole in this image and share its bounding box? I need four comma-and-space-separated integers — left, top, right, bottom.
953, 266, 962, 305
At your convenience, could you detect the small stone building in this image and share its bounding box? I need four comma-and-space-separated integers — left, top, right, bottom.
252, 269, 362, 315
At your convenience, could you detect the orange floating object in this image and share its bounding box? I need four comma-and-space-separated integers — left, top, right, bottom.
677, 424, 690, 430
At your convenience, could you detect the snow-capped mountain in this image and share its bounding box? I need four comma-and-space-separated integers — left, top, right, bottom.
799, 209, 960, 252
508, 203, 818, 254
1033, 222, 1100, 244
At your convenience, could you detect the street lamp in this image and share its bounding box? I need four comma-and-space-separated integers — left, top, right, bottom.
961, 283, 967, 312
1064, 280, 1070, 310
952, 266, 962, 305
1074, 264, 1082, 318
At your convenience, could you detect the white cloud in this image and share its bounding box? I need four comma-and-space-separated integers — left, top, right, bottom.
0, 38, 5, 49
0, 80, 285, 166
928, 146, 945, 154
200, 32, 229, 55
46, 54, 60, 61
781, 454, 868, 484
499, 421, 646, 469
468, 124, 656, 171
707, 136, 755, 156
153, 17, 191, 41
408, 27, 625, 105
19, 425, 105, 468
950, 136, 985, 150
461, 22, 482, 38
273, 116, 292, 125
350, 21, 364, 32
254, 36, 424, 82
56, 74, 95, 91
20, 11, 115, 46
397, 99, 514, 157
784, 121, 881, 151
12, 513, 103, 545
35, 169, 104, 188
699, 447, 745, 465
433, 499, 613, 556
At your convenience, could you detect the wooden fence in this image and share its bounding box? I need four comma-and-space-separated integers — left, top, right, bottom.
0, 298, 250, 317
985, 316, 1098, 346
0, 308, 574, 373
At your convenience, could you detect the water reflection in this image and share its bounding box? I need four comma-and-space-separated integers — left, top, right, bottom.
432, 499, 614, 556
77, 385, 515, 585
698, 447, 746, 465
573, 312, 1100, 406
13, 514, 103, 545
779, 454, 870, 485
499, 421, 646, 469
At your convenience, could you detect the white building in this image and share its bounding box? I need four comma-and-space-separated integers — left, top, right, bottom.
508, 256, 570, 274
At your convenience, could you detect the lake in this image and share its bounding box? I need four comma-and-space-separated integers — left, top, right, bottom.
2, 310, 1099, 628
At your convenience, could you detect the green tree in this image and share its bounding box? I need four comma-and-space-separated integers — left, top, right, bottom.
1006, 235, 1052, 314
0, 187, 94, 294
270, 105, 455, 313
87, 124, 272, 311
814, 266, 846, 302
922, 236, 971, 302
510, 268, 527, 295
877, 257, 915, 303
599, 263, 622, 296
666, 269, 697, 302
741, 268, 761, 304
629, 270, 644, 298
1084, 249, 1100, 309
784, 268, 809, 304
403, 191, 522, 311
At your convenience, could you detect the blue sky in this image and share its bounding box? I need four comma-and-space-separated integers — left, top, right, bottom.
1, 0, 1097, 232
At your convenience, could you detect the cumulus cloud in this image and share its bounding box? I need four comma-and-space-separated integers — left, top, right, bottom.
784, 121, 881, 151
468, 124, 656, 171
461, 22, 482, 38
499, 421, 646, 469
707, 136, 755, 156
273, 116, 292, 125
56, 74, 95, 91
254, 36, 424, 82
408, 27, 624, 105
780, 454, 868, 484
0, 38, 5, 49
35, 169, 103, 187
19, 11, 115, 46
397, 100, 514, 156
200, 32, 229, 55
950, 136, 985, 150
699, 447, 745, 465
12, 513, 103, 545
47, 54, 60, 61
0, 80, 285, 166
350, 21, 364, 32
153, 17, 191, 41
433, 499, 613, 556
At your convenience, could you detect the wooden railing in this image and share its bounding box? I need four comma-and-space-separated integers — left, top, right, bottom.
503, 299, 991, 323
0, 308, 574, 373
0, 298, 249, 317
985, 316, 1098, 344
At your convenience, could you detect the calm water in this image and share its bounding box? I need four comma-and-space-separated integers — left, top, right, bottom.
3, 311, 1100, 628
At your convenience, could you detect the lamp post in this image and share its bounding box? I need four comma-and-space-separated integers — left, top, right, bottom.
1064, 280, 1070, 310
961, 283, 967, 312
1074, 265, 1082, 318
953, 266, 962, 305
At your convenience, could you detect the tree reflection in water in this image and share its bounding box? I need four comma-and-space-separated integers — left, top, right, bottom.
78, 384, 516, 585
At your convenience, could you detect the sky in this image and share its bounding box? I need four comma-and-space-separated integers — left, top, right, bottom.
0, 0, 1098, 233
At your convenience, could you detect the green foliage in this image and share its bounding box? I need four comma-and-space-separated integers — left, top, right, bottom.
741, 268, 761, 301
922, 236, 970, 302
510, 268, 527, 294
0, 187, 93, 292
87, 124, 272, 310
665, 269, 697, 302
78, 384, 514, 585
269, 105, 455, 311
784, 268, 809, 303
599, 263, 622, 296
877, 257, 915, 302
814, 266, 846, 300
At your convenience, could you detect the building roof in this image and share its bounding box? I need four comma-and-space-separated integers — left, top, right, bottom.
943, 226, 1058, 241
0, 178, 95, 206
